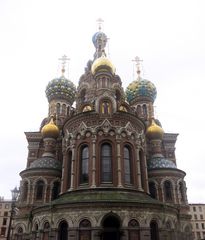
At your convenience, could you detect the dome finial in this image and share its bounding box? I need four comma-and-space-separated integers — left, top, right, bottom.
59, 54, 70, 77
132, 56, 143, 79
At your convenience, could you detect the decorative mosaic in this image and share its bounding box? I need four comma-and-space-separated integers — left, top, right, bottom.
45, 76, 76, 103
29, 157, 62, 170
148, 156, 176, 169
126, 78, 157, 103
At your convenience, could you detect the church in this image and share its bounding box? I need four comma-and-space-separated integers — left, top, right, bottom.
12, 25, 192, 240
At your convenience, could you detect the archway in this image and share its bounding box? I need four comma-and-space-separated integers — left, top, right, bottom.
101, 215, 121, 240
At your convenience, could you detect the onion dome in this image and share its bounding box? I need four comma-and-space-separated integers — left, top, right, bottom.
92, 31, 107, 50
41, 118, 59, 139
146, 119, 164, 140
91, 53, 116, 75
45, 75, 76, 104
148, 155, 176, 170
29, 157, 62, 170
126, 78, 157, 103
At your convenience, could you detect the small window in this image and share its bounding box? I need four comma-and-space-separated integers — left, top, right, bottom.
200, 214, 204, 220
199, 206, 202, 212
3, 218, 7, 225
196, 223, 199, 229
194, 214, 197, 220
164, 180, 173, 201
202, 223, 205, 229
1, 227, 6, 236
149, 182, 157, 199
51, 181, 60, 200
101, 101, 111, 114
36, 180, 44, 200
4, 212, 8, 217
193, 206, 196, 212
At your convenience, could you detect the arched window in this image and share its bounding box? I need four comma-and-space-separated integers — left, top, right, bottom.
16, 227, 23, 240
56, 103, 61, 115
101, 143, 112, 183
164, 180, 173, 201
179, 182, 186, 203
51, 181, 60, 200
58, 221, 68, 240
101, 101, 111, 114
79, 219, 91, 240
81, 89, 86, 103
36, 180, 44, 200
150, 220, 159, 240
67, 151, 72, 189
136, 105, 142, 116
80, 146, 89, 184
43, 222, 50, 240
115, 90, 121, 102
149, 182, 157, 199
128, 219, 140, 240
124, 146, 132, 184
102, 215, 120, 240
142, 104, 147, 117
22, 181, 28, 201
62, 104, 66, 115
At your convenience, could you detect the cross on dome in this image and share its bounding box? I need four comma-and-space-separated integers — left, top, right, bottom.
58, 55, 70, 76
132, 56, 143, 79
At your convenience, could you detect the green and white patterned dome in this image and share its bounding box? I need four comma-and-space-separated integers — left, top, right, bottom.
126, 78, 157, 103
46, 76, 76, 104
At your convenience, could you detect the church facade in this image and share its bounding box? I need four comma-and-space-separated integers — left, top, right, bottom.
12, 27, 192, 240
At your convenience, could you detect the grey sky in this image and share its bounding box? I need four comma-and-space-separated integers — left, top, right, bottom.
0, 0, 204, 202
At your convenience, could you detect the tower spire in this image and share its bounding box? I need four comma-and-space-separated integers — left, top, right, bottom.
59, 54, 70, 77
132, 56, 143, 79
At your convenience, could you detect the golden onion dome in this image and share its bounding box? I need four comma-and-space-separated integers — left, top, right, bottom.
41, 118, 59, 139
91, 54, 116, 75
146, 119, 164, 140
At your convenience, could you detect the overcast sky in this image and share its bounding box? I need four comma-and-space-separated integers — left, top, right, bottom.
0, 0, 204, 203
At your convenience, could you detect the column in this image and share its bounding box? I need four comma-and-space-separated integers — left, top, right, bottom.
70, 142, 76, 191
135, 147, 142, 191
91, 136, 97, 188
116, 137, 122, 187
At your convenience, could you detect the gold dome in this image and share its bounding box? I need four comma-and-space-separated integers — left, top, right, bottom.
41, 118, 59, 139
91, 54, 115, 75
146, 119, 164, 140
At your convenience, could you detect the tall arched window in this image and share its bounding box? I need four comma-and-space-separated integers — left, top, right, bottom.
150, 220, 159, 240
164, 180, 173, 201
36, 180, 45, 200
56, 103, 61, 115
62, 104, 66, 115
58, 221, 68, 240
79, 219, 91, 240
51, 181, 60, 200
22, 181, 28, 201
67, 151, 72, 189
80, 146, 89, 184
179, 182, 186, 203
149, 182, 157, 199
142, 104, 147, 117
80, 89, 86, 103
101, 143, 112, 183
124, 146, 132, 184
